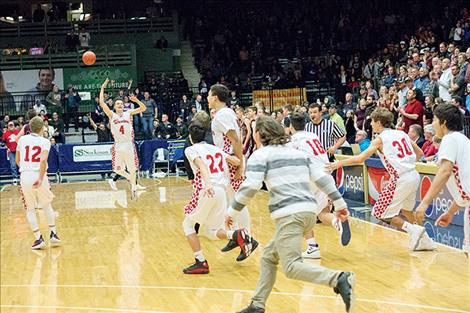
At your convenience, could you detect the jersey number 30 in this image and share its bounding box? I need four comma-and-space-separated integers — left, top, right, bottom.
392, 138, 413, 158
24, 146, 41, 162
206, 153, 224, 174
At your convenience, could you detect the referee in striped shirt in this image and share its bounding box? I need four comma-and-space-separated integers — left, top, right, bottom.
305, 103, 346, 162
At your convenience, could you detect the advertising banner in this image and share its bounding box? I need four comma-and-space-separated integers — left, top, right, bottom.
252, 88, 307, 110
63, 66, 137, 93
336, 165, 365, 203
2, 68, 64, 93
72, 144, 113, 162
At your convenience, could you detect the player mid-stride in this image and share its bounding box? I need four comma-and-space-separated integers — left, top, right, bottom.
99, 78, 146, 199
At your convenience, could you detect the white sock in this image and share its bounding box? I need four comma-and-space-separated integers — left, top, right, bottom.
26, 208, 39, 233
306, 238, 318, 246
227, 230, 235, 239
194, 250, 205, 262
43, 204, 56, 234
402, 221, 413, 233
33, 230, 41, 240
238, 208, 251, 233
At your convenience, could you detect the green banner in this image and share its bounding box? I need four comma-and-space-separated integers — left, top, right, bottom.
63, 66, 137, 91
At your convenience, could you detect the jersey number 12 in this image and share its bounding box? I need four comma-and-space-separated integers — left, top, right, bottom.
24, 146, 41, 162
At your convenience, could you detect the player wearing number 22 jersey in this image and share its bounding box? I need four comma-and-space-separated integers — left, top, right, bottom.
16, 117, 61, 250
181, 124, 256, 275
99, 78, 147, 199
328, 108, 437, 252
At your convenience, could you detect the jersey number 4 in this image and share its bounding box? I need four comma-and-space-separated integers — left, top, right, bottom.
24, 145, 41, 162
206, 153, 224, 174
306, 139, 326, 155
392, 138, 413, 158
119, 125, 125, 135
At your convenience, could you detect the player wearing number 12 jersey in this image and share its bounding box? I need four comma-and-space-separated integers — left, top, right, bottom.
182, 124, 256, 274
328, 108, 437, 252
16, 117, 61, 249
99, 78, 146, 199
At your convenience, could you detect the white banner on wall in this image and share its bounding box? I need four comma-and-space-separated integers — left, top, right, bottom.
2, 68, 64, 93
73, 144, 113, 162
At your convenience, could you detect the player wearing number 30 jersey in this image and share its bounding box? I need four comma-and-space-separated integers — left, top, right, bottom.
16, 117, 61, 250
328, 108, 437, 252
99, 78, 146, 199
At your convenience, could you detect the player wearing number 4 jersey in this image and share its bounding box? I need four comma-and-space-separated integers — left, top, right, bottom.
288, 112, 351, 259
16, 117, 61, 250
182, 124, 257, 274
99, 79, 146, 199
328, 108, 437, 252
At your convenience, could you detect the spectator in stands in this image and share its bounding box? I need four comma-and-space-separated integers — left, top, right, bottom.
49, 112, 64, 143
0, 115, 10, 131
344, 110, 356, 144
64, 86, 81, 132
408, 124, 425, 148
449, 64, 464, 97
355, 99, 367, 130
32, 4, 45, 22
159, 114, 177, 139
179, 94, 191, 119
466, 83, 470, 113
155, 36, 169, 50
328, 104, 346, 133
142, 91, 158, 139
451, 96, 467, 115
46, 85, 63, 117
0, 71, 15, 111
33, 99, 47, 115
175, 116, 188, 139
186, 106, 197, 123
383, 66, 397, 88
416, 67, 430, 96
365, 80, 378, 100
343, 93, 356, 116
397, 77, 409, 108
438, 58, 452, 101
427, 70, 440, 99
43, 119, 54, 140
1, 121, 19, 183
65, 30, 79, 51
192, 94, 204, 112
229, 91, 240, 108
79, 28, 91, 50
399, 89, 424, 133
421, 124, 438, 159
88, 114, 112, 142
281, 104, 292, 134
355, 130, 370, 152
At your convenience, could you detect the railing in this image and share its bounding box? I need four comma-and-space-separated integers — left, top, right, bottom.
0, 16, 175, 38
0, 44, 135, 70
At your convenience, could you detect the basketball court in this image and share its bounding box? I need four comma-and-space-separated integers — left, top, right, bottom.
1, 177, 469, 313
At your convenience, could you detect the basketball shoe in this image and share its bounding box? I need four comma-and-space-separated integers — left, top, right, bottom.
232, 229, 258, 262
236, 303, 265, 313
221, 239, 238, 252
302, 243, 321, 259
414, 233, 437, 251
333, 218, 352, 246
408, 224, 426, 251
50, 231, 61, 247
183, 259, 209, 274
334, 272, 355, 313
108, 179, 118, 191
32, 236, 46, 250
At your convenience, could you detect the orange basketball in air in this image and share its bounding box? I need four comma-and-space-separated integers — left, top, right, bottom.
82, 51, 96, 65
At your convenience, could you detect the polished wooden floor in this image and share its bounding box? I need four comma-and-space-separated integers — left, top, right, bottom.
1, 177, 469, 313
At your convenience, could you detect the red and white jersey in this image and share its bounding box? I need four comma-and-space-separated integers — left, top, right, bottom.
211, 107, 240, 154
288, 131, 329, 167
185, 142, 230, 188
110, 111, 134, 144
17, 133, 50, 172
438, 131, 470, 205
377, 129, 416, 176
